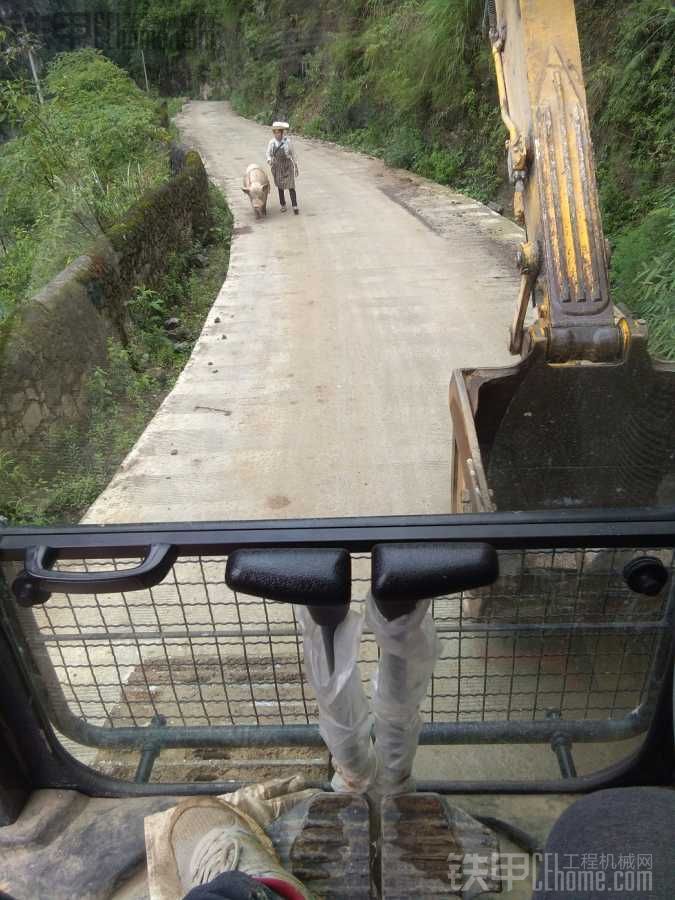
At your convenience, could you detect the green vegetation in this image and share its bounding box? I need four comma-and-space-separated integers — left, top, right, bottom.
0, 48, 170, 323
578, 0, 674, 357
1, 185, 233, 524
0, 46, 232, 525
611, 190, 675, 360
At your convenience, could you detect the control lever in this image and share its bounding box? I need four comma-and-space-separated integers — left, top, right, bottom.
225, 548, 350, 675
367, 541, 499, 795
371, 540, 499, 617
226, 547, 374, 792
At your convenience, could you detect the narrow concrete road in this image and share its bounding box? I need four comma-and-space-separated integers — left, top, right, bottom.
87, 101, 521, 524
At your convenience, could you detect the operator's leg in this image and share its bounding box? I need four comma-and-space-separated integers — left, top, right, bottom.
289, 188, 298, 212
278, 188, 286, 209
533, 787, 675, 898
184, 871, 282, 900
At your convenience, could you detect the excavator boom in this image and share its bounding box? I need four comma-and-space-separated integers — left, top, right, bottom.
490, 0, 621, 362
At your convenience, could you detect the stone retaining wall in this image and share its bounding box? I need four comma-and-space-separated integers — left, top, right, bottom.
0, 150, 210, 455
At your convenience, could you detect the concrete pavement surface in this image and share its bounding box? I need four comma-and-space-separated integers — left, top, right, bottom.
86, 100, 522, 524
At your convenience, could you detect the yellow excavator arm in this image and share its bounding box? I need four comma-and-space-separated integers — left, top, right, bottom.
488, 0, 627, 363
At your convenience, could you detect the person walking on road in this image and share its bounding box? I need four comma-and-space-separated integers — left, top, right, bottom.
267, 121, 300, 214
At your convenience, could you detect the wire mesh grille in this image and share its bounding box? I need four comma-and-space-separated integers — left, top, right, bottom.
17, 547, 674, 732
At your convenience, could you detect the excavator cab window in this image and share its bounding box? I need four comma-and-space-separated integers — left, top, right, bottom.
1, 1, 673, 898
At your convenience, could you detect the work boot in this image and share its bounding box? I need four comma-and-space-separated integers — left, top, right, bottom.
167, 797, 314, 898
292, 206, 299, 215
280, 204, 288, 213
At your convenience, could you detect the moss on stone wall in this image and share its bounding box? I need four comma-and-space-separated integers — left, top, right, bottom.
0, 151, 211, 456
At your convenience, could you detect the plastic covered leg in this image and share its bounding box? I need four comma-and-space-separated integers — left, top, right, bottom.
366, 594, 439, 797
297, 608, 375, 793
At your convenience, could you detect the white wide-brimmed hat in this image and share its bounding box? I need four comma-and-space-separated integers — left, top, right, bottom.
272, 120, 289, 130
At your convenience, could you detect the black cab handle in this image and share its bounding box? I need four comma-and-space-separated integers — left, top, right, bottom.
12, 543, 178, 607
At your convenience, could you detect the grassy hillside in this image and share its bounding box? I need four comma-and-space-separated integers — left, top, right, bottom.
0, 49, 170, 323
0, 48, 234, 524
577, 1, 674, 356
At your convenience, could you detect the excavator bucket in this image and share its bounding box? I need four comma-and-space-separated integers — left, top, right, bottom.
450, 0, 675, 513
450, 344, 675, 513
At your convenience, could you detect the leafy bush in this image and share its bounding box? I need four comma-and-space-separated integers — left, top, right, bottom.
342, 125, 384, 154
612, 190, 675, 359
303, 116, 330, 138
581, 0, 674, 234
0, 229, 35, 316
320, 74, 370, 136
414, 147, 464, 185
383, 125, 425, 169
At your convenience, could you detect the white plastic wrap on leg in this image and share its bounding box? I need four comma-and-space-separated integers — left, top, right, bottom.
297, 607, 375, 793
366, 593, 439, 797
